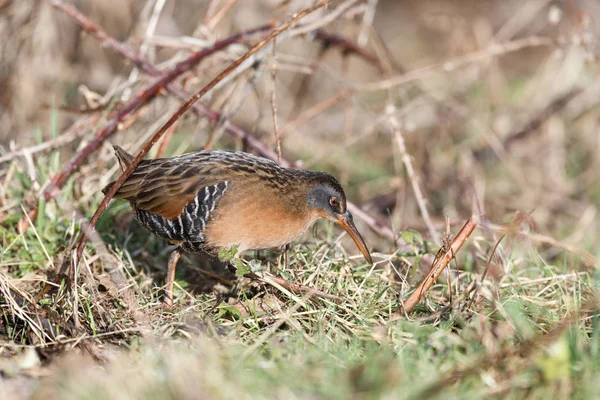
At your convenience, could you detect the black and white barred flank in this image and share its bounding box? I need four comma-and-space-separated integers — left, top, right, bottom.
135, 181, 228, 253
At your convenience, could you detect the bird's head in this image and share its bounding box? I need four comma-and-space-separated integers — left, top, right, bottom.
305, 173, 372, 264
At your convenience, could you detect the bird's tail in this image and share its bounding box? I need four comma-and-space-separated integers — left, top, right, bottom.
102, 145, 134, 195
114, 145, 134, 171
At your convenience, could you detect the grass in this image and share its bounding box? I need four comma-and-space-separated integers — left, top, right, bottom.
0, 144, 598, 399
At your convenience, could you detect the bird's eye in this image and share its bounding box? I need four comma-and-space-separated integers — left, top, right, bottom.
329, 197, 338, 208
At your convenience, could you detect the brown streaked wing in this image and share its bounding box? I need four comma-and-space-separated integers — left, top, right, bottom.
114, 159, 225, 220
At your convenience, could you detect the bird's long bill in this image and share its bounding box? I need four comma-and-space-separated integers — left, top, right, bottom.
336, 211, 373, 264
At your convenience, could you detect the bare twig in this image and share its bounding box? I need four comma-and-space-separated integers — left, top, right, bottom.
280, 89, 352, 138
288, 0, 360, 37
359, 36, 554, 92
357, 0, 377, 47
395, 217, 477, 315
205, 0, 238, 30
121, 0, 166, 101
249, 272, 345, 303
313, 29, 382, 71
503, 87, 583, 149
270, 40, 282, 164
0, 117, 97, 164
41, 101, 123, 114
389, 112, 441, 246
203, 0, 221, 25
465, 233, 507, 311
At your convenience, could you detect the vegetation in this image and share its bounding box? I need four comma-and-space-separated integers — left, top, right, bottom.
1, 1, 599, 398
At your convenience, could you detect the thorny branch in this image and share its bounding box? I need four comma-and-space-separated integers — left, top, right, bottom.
395, 217, 477, 316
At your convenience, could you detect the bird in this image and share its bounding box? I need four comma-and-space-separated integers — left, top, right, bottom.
103, 145, 372, 306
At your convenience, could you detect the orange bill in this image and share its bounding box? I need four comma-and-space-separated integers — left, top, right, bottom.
336, 211, 373, 264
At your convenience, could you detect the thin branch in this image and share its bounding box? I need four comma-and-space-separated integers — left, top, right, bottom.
121, 0, 166, 100
288, 0, 360, 37
357, 0, 377, 47
0, 117, 96, 164
205, 0, 238, 30
389, 112, 441, 246
203, 0, 220, 25
465, 233, 506, 311
395, 217, 477, 315
358, 36, 554, 92
313, 29, 382, 71
280, 89, 351, 138
41, 101, 123, 114
503, 87, 583, 149
270, 40, 282, 164
249, 272, 345, 303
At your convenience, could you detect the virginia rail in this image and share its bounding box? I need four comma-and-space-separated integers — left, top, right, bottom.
104, 146, 372, 305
